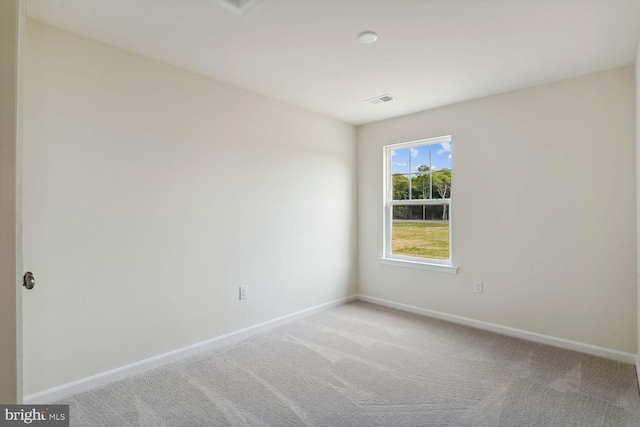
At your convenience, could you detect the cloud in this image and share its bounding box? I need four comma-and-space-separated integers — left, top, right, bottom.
437, 141, 452, 155
410, 148, 418, 157
448, 154, 452, 159
391, 150, 397, 157
393, 162, 407, 167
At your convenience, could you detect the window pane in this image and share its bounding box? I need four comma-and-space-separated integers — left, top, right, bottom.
390, 148, 410, 175
391, 174, 410, 200
432, 141, 452, 198
392, 205, 449, 260
431, 169, 451, 199
411, 170, 431, 200
408, 145, 431, 200
432, 141, 452, 168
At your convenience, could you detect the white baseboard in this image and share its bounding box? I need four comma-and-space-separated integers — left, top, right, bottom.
24, 294, 358, 404
358, 294, 637, 365
636, 356, 639, 389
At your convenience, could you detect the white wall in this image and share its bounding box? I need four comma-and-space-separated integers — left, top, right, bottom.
636, 43, 640, 376
0, 0, 22, 404
22, 20, 357, 396
358, 67, 637, 354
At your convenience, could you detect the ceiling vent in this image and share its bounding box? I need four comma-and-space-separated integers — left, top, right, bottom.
366, 94, 396, 105
210, 0, 266, 17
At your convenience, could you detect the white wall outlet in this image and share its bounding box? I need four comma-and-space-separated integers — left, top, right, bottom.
473, 280, 483, 294
239, 286, 248, 300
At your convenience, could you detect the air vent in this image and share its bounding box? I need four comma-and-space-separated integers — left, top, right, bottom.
210, 0, 266, 17
366, 94, 396, 105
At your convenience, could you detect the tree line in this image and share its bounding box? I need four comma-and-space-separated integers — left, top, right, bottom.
392, 167, 451, 221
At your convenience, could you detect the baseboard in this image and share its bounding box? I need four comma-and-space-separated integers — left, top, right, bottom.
24, 294, 358, 404
358, 294, 637, 364
636, 356, 640, 392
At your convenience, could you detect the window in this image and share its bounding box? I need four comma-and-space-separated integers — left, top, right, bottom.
383, 136, 454, 270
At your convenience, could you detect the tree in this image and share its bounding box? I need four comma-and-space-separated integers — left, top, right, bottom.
392, 167, 451, 221
415, 165, 431, 199
392, 174, 409, 200
413, 165, 431, 219
432, 168, 451, 220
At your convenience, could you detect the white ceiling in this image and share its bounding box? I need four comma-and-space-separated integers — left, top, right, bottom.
27, 0, 640, 125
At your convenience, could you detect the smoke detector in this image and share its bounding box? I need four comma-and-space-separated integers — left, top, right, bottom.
366, 94, 396, 105
210, 0, 267, 17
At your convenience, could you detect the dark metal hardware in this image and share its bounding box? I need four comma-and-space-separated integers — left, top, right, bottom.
23, 272, 35, 290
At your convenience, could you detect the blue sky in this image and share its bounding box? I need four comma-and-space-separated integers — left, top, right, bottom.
391, 141, 452, 175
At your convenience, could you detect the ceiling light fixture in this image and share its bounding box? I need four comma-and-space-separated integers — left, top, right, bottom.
358, 31, 378, 44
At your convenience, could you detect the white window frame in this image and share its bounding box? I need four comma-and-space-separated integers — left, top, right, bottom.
381, 135, 458, 273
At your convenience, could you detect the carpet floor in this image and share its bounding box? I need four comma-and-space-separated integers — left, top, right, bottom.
57, 301, 640, 426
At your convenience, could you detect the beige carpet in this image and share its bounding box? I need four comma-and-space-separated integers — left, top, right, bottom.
58, 301, 640, 426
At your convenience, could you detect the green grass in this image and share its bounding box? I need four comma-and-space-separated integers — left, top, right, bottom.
392, 221, 449, 260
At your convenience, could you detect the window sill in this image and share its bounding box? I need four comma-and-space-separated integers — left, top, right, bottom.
378, 257, 459, 274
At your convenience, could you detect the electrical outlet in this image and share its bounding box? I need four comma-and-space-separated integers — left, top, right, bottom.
239, 286, 248, 300
473, 280, 483, 294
